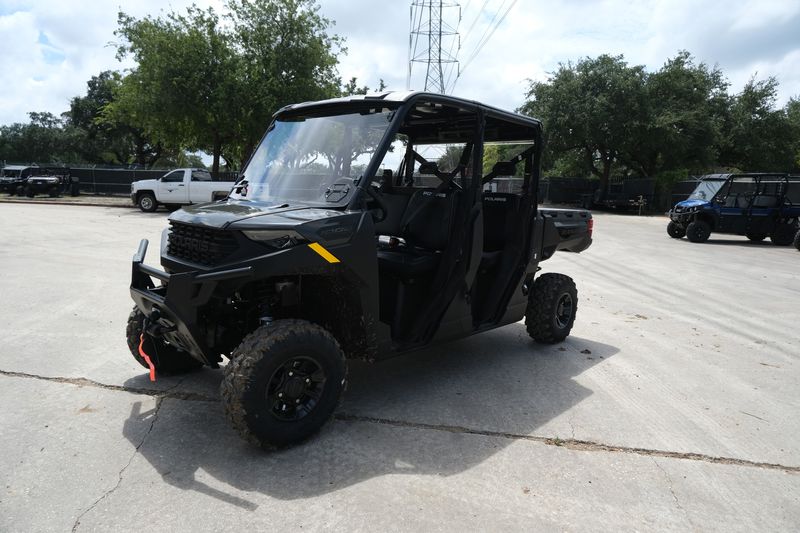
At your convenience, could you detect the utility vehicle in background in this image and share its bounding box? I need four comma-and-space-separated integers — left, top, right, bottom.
668, 173, 800, 245
126, 92, 593, 449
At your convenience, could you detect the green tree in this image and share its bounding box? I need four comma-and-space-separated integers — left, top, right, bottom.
112, 0, 343, 172
68, 70, 164, 166
719, 77, 795, 171
630, 51, 729, 176
786, 97, 800, 170
225, 0, 344, 168
112, 6, 241, 172
0, 112, 82, 164
520, 55, 648, 198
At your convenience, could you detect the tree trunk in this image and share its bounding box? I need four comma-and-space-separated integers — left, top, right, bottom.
212, 133, 221, 174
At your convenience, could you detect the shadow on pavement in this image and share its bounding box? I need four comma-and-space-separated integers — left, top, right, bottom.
123, 323, 617, 507
690, 238, 780, 248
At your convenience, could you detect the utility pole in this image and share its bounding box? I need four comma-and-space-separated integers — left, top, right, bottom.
407, 1, 460, 94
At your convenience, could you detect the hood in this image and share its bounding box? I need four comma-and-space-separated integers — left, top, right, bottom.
169, 199, 344, 229
675, 198, 710, 209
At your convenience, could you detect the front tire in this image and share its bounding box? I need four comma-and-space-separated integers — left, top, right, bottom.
667, 221, 685, 239
125, 307, 202, 374
138, 192, 158, 212
686, 220, 711, 243
525, 273, 578, 344
221, 320, 347, 449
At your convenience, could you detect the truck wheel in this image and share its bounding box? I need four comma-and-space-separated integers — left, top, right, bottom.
667, 222, 685, 239
125, 307, 203, 374
525, 273, 578, 344
746, 232, 767, 242
138, 193, 157, 212
221, 320, 347, 449
794, 229, 800, 251
686, 220, 711, 243
48, 186, 59, 198
25, 186, 35, 198
770, 223, 796, 246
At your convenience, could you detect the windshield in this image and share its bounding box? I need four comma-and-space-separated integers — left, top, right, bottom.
231, 108, 395, 206
689, 180, 725, 201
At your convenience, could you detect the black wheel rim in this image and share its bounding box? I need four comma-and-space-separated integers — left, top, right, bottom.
555, 293, 574, 329
266, 356, 326, 421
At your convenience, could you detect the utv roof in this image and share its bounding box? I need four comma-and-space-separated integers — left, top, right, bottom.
275, 91, 542, 130
699, 173, 790, 181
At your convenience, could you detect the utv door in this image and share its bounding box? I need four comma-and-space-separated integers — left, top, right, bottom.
717, 176, 755, 234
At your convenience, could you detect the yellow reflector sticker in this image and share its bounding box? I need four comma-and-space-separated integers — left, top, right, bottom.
308, 242, 340, 263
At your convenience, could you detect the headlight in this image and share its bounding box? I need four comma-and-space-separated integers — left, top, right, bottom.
242, 229, 306, 249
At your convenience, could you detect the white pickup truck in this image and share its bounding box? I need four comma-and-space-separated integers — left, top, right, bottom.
130, 168, 234, 212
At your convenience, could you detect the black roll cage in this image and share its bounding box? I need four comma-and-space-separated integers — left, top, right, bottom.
263, 92, 543, 212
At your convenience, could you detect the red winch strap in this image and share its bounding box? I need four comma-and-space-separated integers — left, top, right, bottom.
138, 333, 157, 382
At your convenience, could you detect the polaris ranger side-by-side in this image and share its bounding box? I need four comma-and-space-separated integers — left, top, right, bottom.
127, 92, 593, 448
668, 173, 800, 244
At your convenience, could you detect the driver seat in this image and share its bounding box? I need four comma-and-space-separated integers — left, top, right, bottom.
377, 189, 460, 277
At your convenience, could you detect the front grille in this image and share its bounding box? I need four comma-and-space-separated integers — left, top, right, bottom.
167, 221, 237, 267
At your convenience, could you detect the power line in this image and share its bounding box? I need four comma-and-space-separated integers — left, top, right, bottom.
450, 0, 517, 93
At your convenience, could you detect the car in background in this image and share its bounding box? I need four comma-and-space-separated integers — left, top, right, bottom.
130, 168, 234, 212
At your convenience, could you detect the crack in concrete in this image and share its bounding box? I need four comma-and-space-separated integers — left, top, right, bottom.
653, 458, 695, 530
3, 369, 800, 475
335, 414, 800, 474
0, 369, 217, 402
71, 397, 165, 532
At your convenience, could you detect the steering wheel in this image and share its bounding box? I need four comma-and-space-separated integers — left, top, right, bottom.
364, 184, 388, 222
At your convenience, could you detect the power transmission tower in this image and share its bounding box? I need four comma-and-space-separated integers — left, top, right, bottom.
407, 1, 461, 94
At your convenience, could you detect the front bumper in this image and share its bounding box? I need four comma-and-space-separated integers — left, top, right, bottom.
130, 239, 253, 364
668, 209, 696, 224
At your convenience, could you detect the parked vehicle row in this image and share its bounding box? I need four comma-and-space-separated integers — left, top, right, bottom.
0, 165, 79, 197
131, 168, 234, 212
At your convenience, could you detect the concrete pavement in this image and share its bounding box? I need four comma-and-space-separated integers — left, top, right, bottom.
0, 204, 798, 531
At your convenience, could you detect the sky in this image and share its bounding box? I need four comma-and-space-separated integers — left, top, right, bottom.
1, 0, 799, 128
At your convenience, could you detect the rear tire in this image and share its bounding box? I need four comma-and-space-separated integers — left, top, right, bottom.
794, 229, 800, 251
25, 186, 34, 198
125, 307, 202, 374
770, 222, 797, 246
686, 220, 711, 243
667, 222, 685, 239
138, 193, 157, 212
525, 273, 578, 344
48, 186, 59, 198
221, 320, 346, 449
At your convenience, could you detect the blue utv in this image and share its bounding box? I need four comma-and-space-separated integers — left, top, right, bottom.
667, 173, 800, 245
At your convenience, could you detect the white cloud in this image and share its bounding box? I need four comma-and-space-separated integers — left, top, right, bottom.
0, 0, 798, 127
